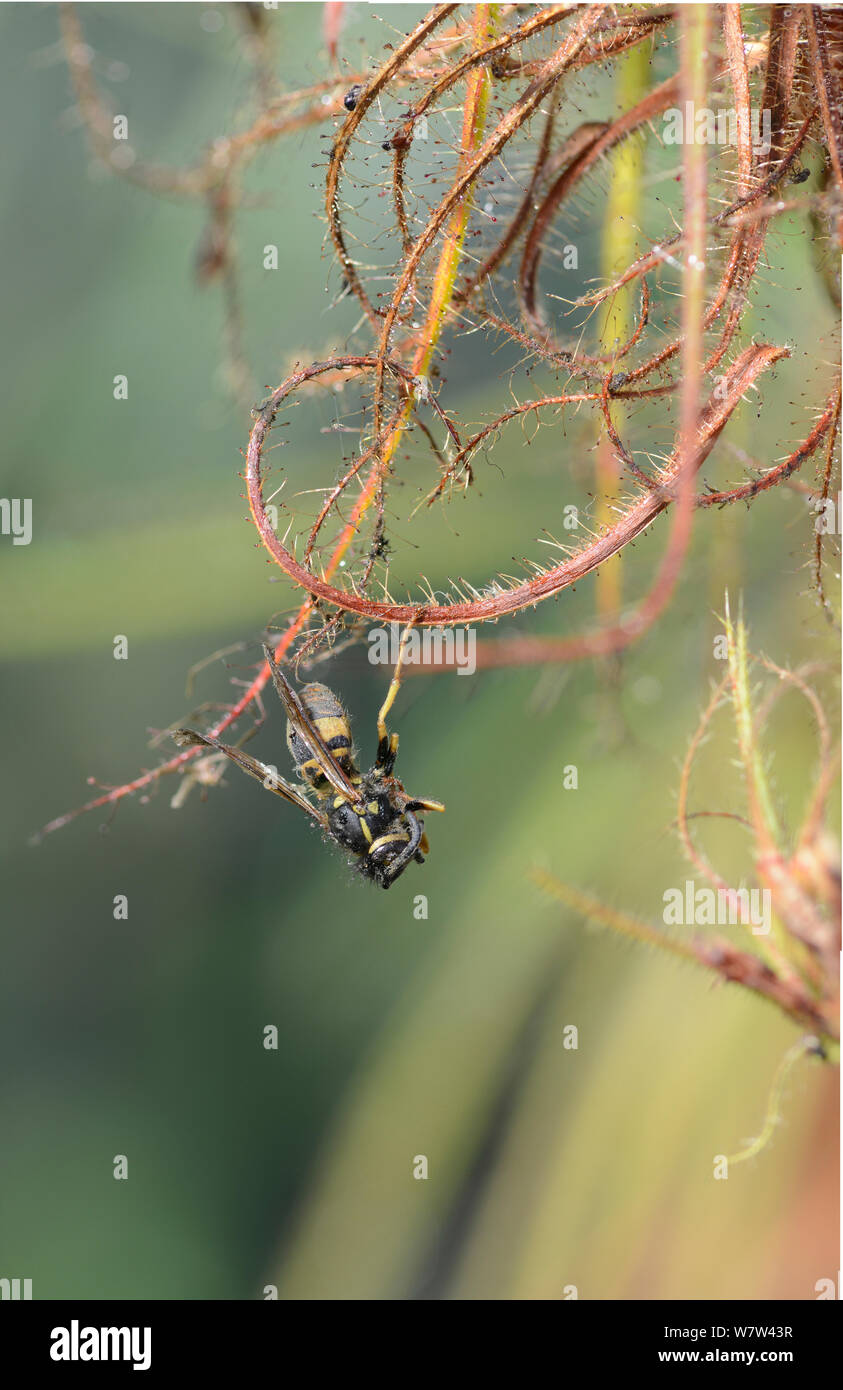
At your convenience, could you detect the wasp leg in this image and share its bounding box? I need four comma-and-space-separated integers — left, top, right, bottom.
375, 731, 399, 778
380, 810, 423, 887
375, 620, 418, 772
406, 795, 446, 814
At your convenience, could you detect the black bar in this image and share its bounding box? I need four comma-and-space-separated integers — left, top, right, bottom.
1, 1298, 839, 1376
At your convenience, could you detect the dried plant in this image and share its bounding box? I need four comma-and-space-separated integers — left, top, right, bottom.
535, 598, 840, 1051
40, 3, 841, 839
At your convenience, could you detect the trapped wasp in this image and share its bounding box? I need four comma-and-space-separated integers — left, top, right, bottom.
173, 627, 444, 888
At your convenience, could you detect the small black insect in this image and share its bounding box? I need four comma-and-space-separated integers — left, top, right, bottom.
174, 635, 444, 889
343, 84, 362, 112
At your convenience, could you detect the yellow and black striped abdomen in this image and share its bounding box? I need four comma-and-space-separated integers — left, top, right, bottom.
287, 682, 359, 794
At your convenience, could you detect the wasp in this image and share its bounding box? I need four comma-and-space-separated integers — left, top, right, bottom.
173, 630, 444, 888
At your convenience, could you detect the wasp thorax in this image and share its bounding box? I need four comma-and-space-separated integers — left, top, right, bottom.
327, 787, 394, 851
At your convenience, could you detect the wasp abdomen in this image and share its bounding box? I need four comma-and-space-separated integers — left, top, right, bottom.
287, 681, 359, 793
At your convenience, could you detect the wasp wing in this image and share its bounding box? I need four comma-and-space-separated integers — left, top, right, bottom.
173, 728, 329, 830
262, 644, 364, 808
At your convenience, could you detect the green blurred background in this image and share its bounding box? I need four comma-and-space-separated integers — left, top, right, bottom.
1, 2, 838, 1299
